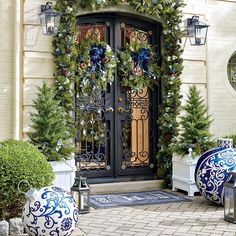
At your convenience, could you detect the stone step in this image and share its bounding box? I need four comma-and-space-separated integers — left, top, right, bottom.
90, 180, 163, 194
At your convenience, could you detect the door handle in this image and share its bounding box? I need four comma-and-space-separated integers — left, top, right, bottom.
105, 107, 114, 113
118, 107, 129, 113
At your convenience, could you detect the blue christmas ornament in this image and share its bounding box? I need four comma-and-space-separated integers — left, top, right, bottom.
55, 48, 61, 56
152, 0, 159, 5
195, 148, 236, 205
59, 63, 67, 69
22, 186, 78, 236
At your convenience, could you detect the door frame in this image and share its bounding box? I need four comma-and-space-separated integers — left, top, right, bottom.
75, 13, 162, 181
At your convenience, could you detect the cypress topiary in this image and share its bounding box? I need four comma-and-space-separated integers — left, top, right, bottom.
175, 85, 215, 157
28, 81, 74, 161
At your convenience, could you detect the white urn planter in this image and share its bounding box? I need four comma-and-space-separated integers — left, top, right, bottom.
172, 152, 200, 196
50, 158, 76, 191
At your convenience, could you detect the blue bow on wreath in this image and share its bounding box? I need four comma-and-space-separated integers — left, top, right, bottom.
132, 48, 151, 73
89, 44, 106, 73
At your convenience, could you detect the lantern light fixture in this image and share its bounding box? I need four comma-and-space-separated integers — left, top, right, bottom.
185, 15, 209, 46
224, 171, 236, 224
71, 176, 90, 214
40, 2, 62, 36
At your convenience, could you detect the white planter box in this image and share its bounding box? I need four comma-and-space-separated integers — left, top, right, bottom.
172, 153, 200, 197
50, 159, 76, 191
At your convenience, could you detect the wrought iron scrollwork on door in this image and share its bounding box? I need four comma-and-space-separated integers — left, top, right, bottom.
121, 88, 152, 169
75, 89, 111, 172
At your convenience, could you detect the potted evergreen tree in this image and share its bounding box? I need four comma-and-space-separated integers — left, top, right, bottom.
172, 85, 215, 196
28, 81, 75, 191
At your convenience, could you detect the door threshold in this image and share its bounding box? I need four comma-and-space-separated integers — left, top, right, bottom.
89, 178, 164, 194
87, 174, 158, 184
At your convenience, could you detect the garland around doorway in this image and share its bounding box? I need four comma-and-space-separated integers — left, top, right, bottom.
53, 0, 184, 186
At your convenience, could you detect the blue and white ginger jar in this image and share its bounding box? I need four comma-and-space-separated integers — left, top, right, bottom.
22, 186, 78, 236
195, 148, 236, 205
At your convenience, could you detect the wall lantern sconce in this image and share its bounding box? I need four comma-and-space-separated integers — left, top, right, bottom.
186, 15, 209, 46
224, 171, 236, 223
40, 2, 62, 36
71, 176, 90, 214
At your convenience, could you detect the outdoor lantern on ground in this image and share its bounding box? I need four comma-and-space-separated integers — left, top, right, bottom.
186, 15, 209, 46
224, 171, 236, 223
71, 176, 90, 214
40, 1, 62, 36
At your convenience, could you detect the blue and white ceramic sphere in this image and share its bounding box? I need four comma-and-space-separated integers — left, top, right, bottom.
217, 138, 233, 148
195, 148, 236, 205
22, 186, 78, 236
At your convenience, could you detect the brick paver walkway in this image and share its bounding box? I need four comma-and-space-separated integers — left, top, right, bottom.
72, 191, 236, 236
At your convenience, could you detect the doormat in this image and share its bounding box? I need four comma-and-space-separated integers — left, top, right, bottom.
90, 190, 191, 209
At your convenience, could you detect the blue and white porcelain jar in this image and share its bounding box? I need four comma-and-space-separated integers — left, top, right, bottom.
217, 138, 233, 148
195, 148, 236, 205
22, 186, 78, 236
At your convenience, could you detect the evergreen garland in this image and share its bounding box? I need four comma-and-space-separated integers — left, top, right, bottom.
53, 0, 185, 186
155, 0, 184, 187
53, 1, 80, 140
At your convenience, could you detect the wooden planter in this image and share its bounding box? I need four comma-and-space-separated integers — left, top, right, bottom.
50, 158, 75, 191
172, 153, 200, 196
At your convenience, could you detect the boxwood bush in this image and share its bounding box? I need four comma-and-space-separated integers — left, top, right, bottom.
0, 139, 54, 220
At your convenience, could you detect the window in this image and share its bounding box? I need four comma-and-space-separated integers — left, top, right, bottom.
227, 52, 236, 90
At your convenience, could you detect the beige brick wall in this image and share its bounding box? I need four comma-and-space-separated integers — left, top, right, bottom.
23, 0, 55, 138
182, 0, 236, 138
207, 0, 236, 137
0, 0, 14, 140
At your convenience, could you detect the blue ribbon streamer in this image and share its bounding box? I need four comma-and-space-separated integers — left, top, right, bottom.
89, 44, 106, 73
132, 48, 151, 73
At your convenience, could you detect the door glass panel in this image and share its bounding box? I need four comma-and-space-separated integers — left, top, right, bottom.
77, 24, 107, 42
120, 23, 153, 169
76, 23, 112, 173
121, 23, 150, 44
121, 88, 151, 169
76, 90, 111, 171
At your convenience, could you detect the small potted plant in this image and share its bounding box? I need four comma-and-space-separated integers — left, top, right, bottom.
172, 85, 215, 196
28, 82, 75, 191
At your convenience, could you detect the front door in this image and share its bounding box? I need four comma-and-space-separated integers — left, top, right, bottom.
75, 13, 161, 180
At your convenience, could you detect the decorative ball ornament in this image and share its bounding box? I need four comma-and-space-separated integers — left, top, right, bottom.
217, 138, 233, 148
195, 148, 236, 205
22, 186, 78, 236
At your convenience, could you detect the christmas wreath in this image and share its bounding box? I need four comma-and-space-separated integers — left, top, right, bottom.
118, 41, 160, 91
77, 38, 116, 94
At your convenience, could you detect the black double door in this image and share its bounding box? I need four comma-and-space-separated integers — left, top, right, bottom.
75, 13, 161, 180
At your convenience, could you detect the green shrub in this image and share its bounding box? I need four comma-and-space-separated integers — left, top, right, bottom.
0, 139, 54, 220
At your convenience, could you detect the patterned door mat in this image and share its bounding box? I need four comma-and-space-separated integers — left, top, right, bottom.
90, 190, 191, 209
